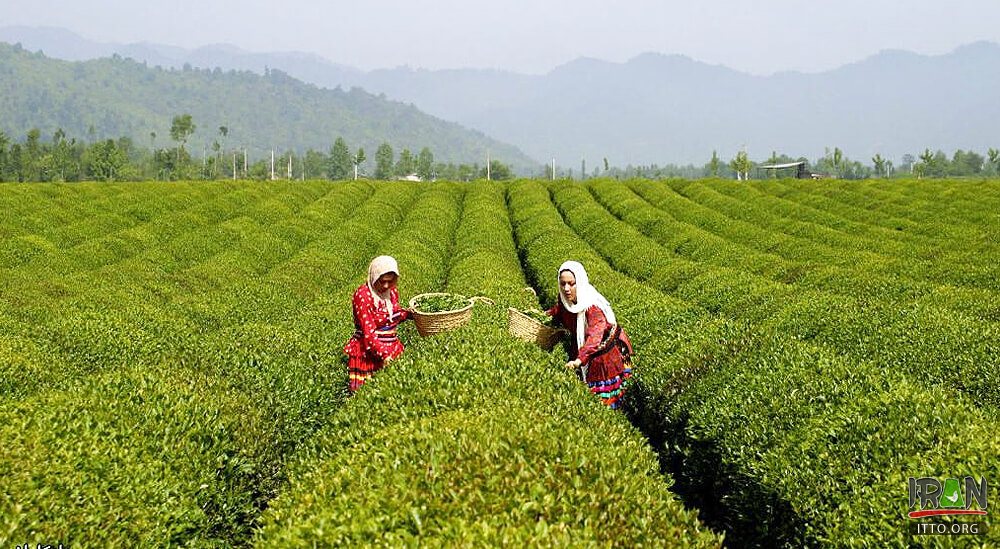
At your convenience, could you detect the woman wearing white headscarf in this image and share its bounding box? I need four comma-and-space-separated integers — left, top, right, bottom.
343, 255, 413, 392
546, 260, 634, 409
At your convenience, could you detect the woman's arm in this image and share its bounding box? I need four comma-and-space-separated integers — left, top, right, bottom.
576, 306, 610, 365
390, 289, 412, 322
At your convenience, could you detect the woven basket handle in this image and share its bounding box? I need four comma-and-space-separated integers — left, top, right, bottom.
522, 286, 538, 296
470, 296, 495, 306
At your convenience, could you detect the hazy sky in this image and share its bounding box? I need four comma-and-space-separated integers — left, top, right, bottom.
3, 0, 1000, 74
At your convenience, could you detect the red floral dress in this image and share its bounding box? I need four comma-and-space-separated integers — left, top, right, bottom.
548, 302, 634, 409
343, 284, 411, 392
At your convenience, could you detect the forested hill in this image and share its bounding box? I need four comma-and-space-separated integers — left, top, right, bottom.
0, 42, 537, 171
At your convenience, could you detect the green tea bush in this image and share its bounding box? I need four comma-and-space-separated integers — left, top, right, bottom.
0, 181, 423, 544
1, 364, 278, 546
619, 180, 968, 305
261, 393, 718, 547
551, 181, 1000, 409
510, 179, 1000, 547
4, 178, 997, 547
673, 179, 1000, 291
255, 181, 719, 546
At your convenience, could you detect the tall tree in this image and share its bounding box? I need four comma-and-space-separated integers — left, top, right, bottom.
0, 130, 8, 181
481, 160, 511, 180
832, 147, 844, 178
417, 147, 434, 180
918, 148, 934, 167
7, 143, 23, 182
22, 128, 43, 182
51, 128, 77, 182
988, 148, 1000, 176
706, 150, 720, 177
931, 150, 949, 178
374, 142, 394, 180
328, 137, 353, 180
170, 114, 196, 163
217, 126, 229, 177
872, 153, 886, 178
950, 149, 983, 176
354, 147, 366, 180
730, 150, 751, 180
86, 139, 128, 181
915, 149, 935, 179
303, 149, 328, 180
210, 141, 222, 179
394, 148, 414, 177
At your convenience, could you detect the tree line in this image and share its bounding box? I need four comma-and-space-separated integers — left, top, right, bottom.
2, 117, 998, 183
0, 116, 514, 183
551, 148, 1000, 181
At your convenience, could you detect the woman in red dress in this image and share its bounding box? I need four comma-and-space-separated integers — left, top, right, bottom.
343, 256, 412, 393
547, 260, 633, 409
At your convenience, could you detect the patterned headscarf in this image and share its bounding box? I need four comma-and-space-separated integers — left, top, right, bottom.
557, 260, 616, 349
367, 255, 399, 316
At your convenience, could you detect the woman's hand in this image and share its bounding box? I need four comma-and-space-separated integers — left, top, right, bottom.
564, 358, 582, 370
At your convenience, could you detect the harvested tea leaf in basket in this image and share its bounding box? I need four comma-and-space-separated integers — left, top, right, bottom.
412, 293, 470, 313
409, 293, 485, 336
521, 308, 554, 325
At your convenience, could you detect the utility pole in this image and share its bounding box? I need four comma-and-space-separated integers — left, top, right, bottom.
243, 148, 248, 178
270, 149, 275, 181
551, 159, 556, 181
486, 151, 491, 181
232, 151, 237, 180
287, 153, 292, 180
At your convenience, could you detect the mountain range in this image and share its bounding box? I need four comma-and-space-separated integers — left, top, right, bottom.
0, 30, 535, 172
3, 25, 1000, 168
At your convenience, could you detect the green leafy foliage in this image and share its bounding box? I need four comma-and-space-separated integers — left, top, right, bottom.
255, 181, 720, 547
412, 293, 470, 313
520, 308, 554, 325
4, 176, 999, 547
506, 178, 1000, 547
0, 180, 430, 544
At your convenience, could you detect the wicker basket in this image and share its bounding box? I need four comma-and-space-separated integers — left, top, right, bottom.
507, 307, 567, 351
409, 293, 475, 336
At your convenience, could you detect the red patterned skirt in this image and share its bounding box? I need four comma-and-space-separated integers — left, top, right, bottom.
347, 354, 384, 393
587, 367, 633, 409
345, 326, 400, 393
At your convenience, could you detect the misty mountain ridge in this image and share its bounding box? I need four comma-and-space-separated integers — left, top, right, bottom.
3, 25, 999, 167
0, 42, 536, 172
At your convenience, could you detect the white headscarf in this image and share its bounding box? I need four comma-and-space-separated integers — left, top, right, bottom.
367, 255, 399, 316
557, 260, 616, 350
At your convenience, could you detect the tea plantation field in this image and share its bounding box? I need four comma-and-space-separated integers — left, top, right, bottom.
1, 178, 998, 547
